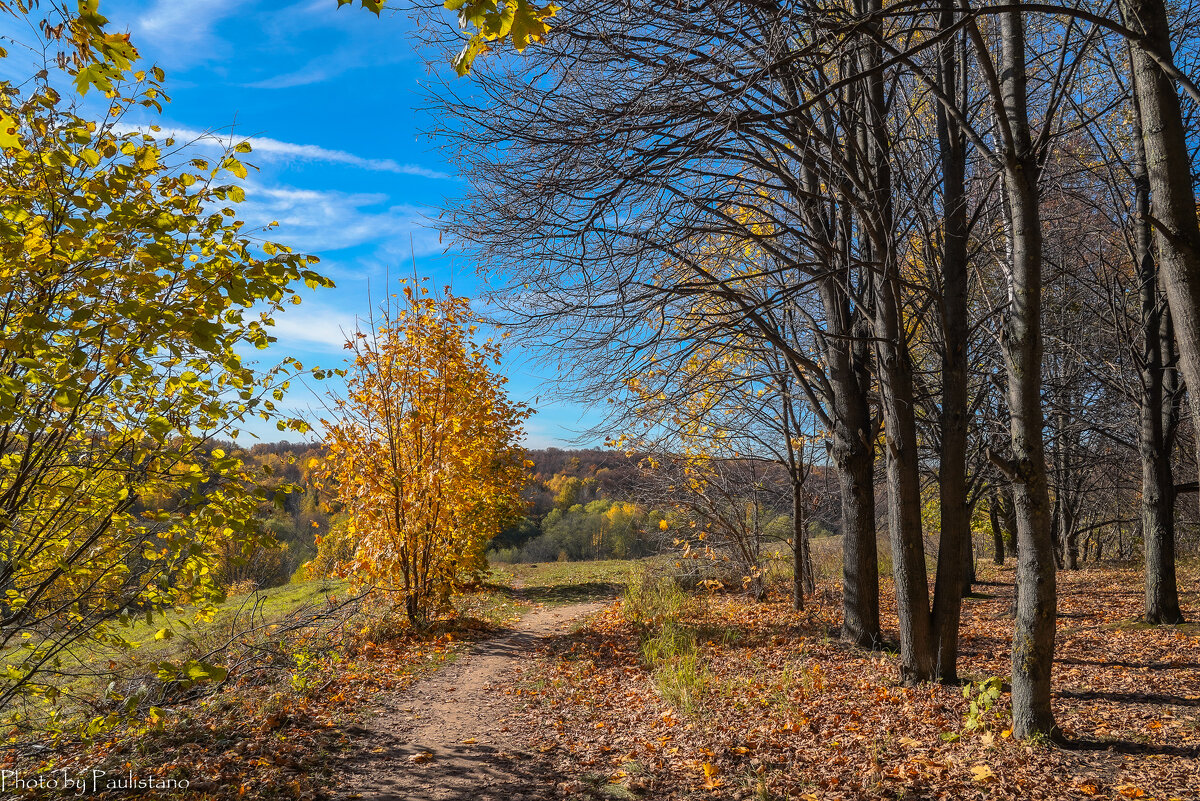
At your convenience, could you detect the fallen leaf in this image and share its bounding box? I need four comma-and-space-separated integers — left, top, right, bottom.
970, 764, 996, 783
702, 762, 723, 789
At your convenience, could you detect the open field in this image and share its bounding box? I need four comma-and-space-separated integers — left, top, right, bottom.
490, 557, 668, 606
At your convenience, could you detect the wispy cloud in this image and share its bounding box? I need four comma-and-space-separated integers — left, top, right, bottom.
112, 123, 453, 179
122, 0, 239, 68
242, 0, 419, 88
244, 66, 335, 90
266, 301, 361, 353
239, 183, 445, 259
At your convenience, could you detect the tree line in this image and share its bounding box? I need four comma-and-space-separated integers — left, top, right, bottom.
367, 0, 1200, 740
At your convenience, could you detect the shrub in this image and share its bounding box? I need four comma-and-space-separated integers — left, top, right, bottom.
214, 542, 291, 591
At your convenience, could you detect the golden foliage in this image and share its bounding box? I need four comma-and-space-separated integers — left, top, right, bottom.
320, 283, 532, 624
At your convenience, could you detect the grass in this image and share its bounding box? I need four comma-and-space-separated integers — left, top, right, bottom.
490, 556, 667, 606
29, 579, 351, 718
97, 580, 347, 666
640, 619, 710, 714
34, 575, 526, 731
127, 579, 347, 648
621, 567, 715, 715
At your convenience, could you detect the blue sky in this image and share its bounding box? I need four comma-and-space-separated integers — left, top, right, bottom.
22, 0, 600, 447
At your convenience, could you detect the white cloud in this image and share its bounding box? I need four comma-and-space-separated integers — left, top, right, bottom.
265, 301, 361, 353
244, 66, 334, 90
127, 0, 239, 67
238, 182, 445, 259
111, 123, 453, 179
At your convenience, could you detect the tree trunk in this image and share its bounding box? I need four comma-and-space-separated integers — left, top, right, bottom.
990, 492, 1006, 565
405, 593, 422, 628
829, 363, 881, 647
858, 0, 934, 683
961, 531, 976, 596
1064, 520, 1079, 572
1000, 484, 1018, 553
1130, 85, 1186, 624
931, 0, 971, 684
875, 275, 936, 683
1123, 0, 1200, 514
998, 4, 1058, 739
793, 478, 806, 611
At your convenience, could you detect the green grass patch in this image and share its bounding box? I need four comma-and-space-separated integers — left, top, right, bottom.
622, 568, 713, 715
491, 557, 666, 606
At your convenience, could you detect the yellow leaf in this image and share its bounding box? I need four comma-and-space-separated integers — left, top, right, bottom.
0, 113, 20, 149
970, 764, 996, 783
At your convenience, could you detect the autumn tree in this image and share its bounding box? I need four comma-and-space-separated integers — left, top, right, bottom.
0, 4, 330, 724
320, 283, 531, 626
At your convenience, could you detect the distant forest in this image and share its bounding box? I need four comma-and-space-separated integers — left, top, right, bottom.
228, 444, 836, 581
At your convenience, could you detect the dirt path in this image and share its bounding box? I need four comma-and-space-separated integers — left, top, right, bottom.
339, 600, 605, 801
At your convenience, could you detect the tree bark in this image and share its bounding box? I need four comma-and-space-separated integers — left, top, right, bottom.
875, 275, 937, 682
793, 478, 809, 611
1122, 0, 1200, 516
998, 4, 1058, 739
961, 531, 976, 596
1130, 84, 1186, 624
931, 1, 971, 684
859, 0, 934, 681
989, 490, 1006, 565
826, 323, 882, 647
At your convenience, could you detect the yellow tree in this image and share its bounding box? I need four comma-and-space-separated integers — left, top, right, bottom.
0, 3, 331, 726
321, 283, 531, 624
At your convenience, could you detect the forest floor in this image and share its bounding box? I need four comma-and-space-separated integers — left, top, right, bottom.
7, 557, 1198, 801
504, 559, 1200, 801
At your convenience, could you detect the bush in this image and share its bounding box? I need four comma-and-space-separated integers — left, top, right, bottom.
307, 520, 357, 580
214, 542, 291, 591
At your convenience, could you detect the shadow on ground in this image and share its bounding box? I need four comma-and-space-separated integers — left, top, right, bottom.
1056, 688, 1200, 708
336, 735, 569, 801
482, 580, 625, 606
1061, 736, 1200, 757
